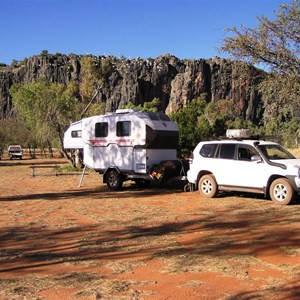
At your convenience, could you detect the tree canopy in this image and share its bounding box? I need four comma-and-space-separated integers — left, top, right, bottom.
221, 0, 300, 75
221, 0, 300, 141
10, 78, 77, 157
170, 94, 266, 156
123, 98, 160, 112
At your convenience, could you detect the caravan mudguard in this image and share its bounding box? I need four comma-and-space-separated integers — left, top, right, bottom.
103, 167, 121, 183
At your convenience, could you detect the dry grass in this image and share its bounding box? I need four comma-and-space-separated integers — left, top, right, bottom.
289, 147, 300, 158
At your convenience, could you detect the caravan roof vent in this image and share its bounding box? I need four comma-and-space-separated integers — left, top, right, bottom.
116, 109, 136, 114
226, 129, 251, 139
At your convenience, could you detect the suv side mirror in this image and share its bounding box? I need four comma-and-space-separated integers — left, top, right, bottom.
251, 155, 262, 163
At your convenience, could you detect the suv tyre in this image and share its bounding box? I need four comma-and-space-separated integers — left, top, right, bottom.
270, 178, 295, 205
198, 174, 218, 198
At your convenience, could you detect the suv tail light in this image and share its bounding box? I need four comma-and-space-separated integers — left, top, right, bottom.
189, 152, 194, 164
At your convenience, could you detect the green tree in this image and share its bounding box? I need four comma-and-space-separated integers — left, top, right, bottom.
10, 78, 76, 159
281, 118, 300, 147
204, 99, 235, 136
221, 0, 300, 75
80, 56, 101, 104
0, 118, 32, 148
170, 95, 209, 156
123, 98, 160, 112
79, 56, 114, 117
221, 0, 300, 141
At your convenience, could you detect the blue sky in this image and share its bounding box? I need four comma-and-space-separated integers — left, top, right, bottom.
1, 0, 289, 65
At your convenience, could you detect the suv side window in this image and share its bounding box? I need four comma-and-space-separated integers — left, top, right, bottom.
237, 145, 257, 161
200, 144, 218, 158
218, 144, 236, 159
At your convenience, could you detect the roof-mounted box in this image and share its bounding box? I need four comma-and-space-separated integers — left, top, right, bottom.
226, 129, 251, 139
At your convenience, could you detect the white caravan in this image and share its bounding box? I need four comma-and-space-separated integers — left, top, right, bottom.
64, 109, 179, 189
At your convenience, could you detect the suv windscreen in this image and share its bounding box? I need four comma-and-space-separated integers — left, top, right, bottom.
258, 144, 295, 160
9, 146, 21, 152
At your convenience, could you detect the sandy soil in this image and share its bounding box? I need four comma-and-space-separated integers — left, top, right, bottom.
0, 154, 300, 300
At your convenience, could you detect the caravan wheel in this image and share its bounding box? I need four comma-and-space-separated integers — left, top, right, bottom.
106, 170, 123, 190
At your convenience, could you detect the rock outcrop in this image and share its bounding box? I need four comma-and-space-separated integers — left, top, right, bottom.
0, 53, 264, 123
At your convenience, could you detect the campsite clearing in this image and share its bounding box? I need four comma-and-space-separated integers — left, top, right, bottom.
0, 156, 300, 299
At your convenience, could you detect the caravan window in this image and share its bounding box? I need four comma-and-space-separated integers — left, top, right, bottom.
95, 122, 108, 137
117, 121, 131, 137
71, 130, 82, 138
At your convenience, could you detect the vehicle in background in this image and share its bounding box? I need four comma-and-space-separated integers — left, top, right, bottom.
8, 145, 23, 160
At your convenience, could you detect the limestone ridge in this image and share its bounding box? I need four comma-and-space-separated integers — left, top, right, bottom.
0, 53, 264, 122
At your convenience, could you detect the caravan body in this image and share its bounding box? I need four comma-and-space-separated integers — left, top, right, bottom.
64, 109, 179, 186
63, 120, 84, 149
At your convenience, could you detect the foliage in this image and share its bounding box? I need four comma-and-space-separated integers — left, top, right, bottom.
40, 50, 49, 56
10, 78, 77, 155
85, 102, 106, 116
221, 0, 300, 75
170, 95, 209, 156
79, 56, 101, 103
260, 73, 300, 125
79, 56, 113, 100
79, 56, 114, 117
123, 98, 160, 112
203, 99, 235, 136
220, 0, 300, 147
0, 118, 32, 148
170, 94, 272, 156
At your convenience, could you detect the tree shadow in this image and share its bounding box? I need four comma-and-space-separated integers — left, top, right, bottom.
0, 202, 300, 298
226, 281, 300, 300
0, 181, 187, 202
1, 206, 299, 272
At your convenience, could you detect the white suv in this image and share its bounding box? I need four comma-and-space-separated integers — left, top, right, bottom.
187, 130, 300, 205
8, 145, 23, 160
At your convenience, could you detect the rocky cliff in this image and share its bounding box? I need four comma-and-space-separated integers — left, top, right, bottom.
0, 53, 264, 123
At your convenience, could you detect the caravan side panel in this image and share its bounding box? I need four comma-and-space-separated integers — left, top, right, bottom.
94, 144, 133, 171
84, 144, 134, 171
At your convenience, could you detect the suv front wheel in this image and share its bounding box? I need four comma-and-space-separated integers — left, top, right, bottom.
198, 174, 218, 198
269, 178, 295, 205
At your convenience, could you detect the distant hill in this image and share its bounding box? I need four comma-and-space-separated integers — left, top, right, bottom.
0, 53, 264, 123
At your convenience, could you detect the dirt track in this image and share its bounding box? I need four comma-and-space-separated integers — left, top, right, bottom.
0, 156, 300, 299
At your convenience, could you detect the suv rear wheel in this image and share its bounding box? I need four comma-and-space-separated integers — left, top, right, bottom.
198, 174, 218, 198
270, 178, 295, 205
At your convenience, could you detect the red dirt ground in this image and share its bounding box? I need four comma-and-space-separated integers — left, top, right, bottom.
0, 154, 300, 299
